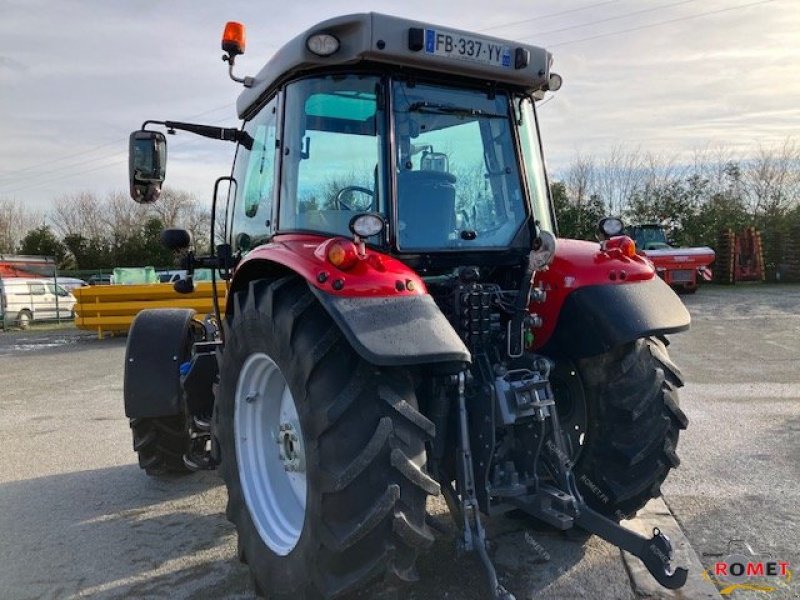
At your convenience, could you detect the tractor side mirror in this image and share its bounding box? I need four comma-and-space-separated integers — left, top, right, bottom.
129, 130, 167, 204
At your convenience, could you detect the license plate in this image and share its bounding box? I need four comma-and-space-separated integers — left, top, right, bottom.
424, 29, 512, 69
671, 269, 694, 282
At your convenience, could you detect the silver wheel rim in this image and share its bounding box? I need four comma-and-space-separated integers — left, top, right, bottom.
235, 352, 307, 555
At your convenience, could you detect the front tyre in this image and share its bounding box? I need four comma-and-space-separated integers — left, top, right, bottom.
217, 277, 437, 599
131, 415, 192, 475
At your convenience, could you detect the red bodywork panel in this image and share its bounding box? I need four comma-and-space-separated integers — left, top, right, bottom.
235, 234, 658, 350
641, 247, 716, 288
530, 238, 656, 350
235, 234, 427, 298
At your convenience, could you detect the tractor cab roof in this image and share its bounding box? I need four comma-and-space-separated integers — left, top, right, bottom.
236, 12, 553, 119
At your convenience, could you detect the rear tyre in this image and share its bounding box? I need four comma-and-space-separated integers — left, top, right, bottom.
130, 415, 192, 475
217, 276, 437, 599
16, 309, 31, 329
558, 337, 688, 519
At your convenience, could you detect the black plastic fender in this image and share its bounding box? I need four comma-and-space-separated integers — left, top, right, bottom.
124, 308, 195, 418
309, 285, 471, 368
543, 277, 691, 358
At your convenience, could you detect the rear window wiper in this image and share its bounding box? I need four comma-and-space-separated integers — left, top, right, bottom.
406, 101, 505, 119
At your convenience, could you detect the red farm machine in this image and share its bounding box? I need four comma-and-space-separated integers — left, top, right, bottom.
625, 224, 715, 293
123, 14, 691, 599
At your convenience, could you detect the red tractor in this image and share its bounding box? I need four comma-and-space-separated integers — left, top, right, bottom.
626, 223, 715, 293
124, 14, 690, 599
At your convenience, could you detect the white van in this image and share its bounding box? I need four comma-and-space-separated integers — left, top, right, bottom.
0, 278, 77, 328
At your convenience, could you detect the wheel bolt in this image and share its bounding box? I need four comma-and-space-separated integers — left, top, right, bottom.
245, 392, 258, 403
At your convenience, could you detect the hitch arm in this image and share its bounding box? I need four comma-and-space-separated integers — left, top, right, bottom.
575, 507, 688, 589
454, 372, 515, 600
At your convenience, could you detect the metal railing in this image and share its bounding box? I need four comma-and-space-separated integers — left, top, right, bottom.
73, 282, 226, 338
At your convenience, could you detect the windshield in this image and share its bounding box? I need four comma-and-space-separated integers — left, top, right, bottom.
393, 81, 528, 251
279, 75, 386, 239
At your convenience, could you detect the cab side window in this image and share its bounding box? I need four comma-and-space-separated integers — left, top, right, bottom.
29, 283, 45, 295
231, 97, 278, 253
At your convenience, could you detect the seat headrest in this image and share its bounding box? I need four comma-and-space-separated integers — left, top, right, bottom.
398, 170, 457, 184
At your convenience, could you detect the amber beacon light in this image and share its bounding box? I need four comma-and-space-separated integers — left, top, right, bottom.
222, 21, 246, 57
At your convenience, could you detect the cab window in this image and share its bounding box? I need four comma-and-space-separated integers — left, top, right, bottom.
392, 81, 527, 250
279, 75, 386, 239
231, 96, 278, 252
29, 283, 45, 295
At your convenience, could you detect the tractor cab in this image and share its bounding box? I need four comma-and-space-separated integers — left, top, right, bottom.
225, 13, 558, 270
627, 223, 673, 250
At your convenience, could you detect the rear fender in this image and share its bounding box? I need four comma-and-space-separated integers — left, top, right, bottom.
124, 308, 195, 418
533, 239, 690, 358
229, 234, 470, 368
228, 234, 428, 314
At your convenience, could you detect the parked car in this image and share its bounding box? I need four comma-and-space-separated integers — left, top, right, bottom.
87, 274, 114, 286
55, 277, 89, 292
157, 270, 187, 283
0, 278, 77, 328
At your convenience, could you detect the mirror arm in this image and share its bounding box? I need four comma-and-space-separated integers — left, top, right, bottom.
141, 120, 243, 144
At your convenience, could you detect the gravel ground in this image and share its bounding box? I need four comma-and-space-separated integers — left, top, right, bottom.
1, 284, 798, 599
664, 285, 800, 599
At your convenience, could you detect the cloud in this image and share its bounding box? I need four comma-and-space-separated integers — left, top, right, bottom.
0, 0, 798, 211
0, 55, 27, 72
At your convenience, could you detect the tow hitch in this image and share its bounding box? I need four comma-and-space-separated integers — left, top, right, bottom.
453, 366, 688, 599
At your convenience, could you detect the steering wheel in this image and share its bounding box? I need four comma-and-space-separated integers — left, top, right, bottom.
334, 186, 374, 211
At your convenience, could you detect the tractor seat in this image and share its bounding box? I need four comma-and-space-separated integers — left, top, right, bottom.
397, 170, 457, 249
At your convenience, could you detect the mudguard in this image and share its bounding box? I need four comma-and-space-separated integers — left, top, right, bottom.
309, 286, 471, 368
124, 308, 195, 418
230, 234, 471, 368
542, 277, 690, 358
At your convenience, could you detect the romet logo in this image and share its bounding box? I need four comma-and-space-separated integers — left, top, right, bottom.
702, 541, 792, 595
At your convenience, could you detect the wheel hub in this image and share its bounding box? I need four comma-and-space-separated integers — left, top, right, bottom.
277, 422, 305, 473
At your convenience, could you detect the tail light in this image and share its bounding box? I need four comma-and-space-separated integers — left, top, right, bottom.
603, 235, 637, 258
326, 240, 359, 270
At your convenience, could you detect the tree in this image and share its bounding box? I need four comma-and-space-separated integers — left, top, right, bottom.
18, 225, 67, 265
0, 198, 34, 254
50, 191, 106, 240
112, 217, 175, 267
63, 233, 113, 270
551, 181, 606, 240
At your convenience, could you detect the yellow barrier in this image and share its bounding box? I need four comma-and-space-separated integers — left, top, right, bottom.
73, 282, 227, 338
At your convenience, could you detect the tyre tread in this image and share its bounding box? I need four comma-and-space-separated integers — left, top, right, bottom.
574, 336, 686, 518
130, 416, 191, 475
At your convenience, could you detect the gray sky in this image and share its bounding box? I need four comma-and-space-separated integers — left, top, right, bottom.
1, 0, 797, 213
